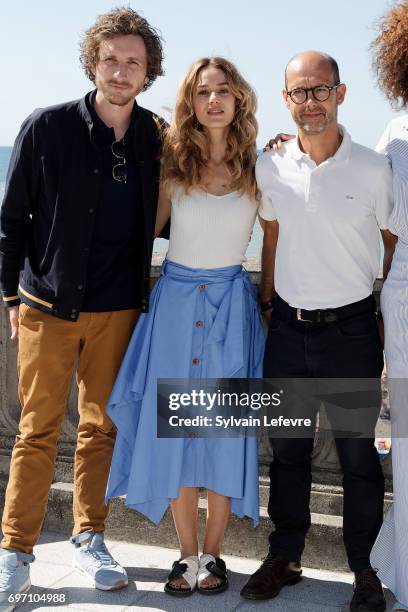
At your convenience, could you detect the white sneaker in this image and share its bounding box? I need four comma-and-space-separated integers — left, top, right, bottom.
71, 532, 128, 591
0, 549, 33, 612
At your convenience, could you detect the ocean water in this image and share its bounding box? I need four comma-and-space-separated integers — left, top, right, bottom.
0, 147, 11, 199
0, 146, 263, 259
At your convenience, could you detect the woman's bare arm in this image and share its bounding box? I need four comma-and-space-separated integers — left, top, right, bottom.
154, 185, 172, 238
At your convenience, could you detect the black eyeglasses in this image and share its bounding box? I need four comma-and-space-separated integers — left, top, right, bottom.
286, 84, 342, 105
111, 138, 127, 183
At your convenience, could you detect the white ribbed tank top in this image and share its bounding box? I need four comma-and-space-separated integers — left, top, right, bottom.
166, 186, 257, 268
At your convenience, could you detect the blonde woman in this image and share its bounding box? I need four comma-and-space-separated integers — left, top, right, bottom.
105, 57, 264, 596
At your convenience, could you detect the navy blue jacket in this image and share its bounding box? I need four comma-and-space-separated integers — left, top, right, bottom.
0, 93, 165, 320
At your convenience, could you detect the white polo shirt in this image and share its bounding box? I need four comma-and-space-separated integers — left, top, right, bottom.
257, 126, 393, 309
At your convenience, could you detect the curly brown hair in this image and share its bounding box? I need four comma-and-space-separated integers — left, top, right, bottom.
161, 57, 259, 203
80, 7, 164, 91
372, 0, 408, 108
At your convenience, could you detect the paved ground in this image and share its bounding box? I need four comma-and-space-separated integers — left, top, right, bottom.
5, 531, 397, 612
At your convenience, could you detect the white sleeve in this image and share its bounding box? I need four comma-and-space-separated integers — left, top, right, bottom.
374, 157, 394, 230
256, 157, 277, 221
375, 121, 392, 155
258, 194, 277, 221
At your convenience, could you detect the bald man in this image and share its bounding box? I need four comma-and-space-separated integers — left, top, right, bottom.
240, 52, 395, 612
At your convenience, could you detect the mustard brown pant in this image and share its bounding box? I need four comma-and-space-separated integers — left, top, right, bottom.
1, 304, 139, 554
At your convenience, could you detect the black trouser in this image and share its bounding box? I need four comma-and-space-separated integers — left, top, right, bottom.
264, 295, 385, 572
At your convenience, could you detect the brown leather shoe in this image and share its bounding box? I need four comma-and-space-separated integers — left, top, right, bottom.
240, 554, 302, 600
349, 569, 386, 612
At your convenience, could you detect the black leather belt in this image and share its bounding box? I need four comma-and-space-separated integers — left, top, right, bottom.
274, 294, 376, 324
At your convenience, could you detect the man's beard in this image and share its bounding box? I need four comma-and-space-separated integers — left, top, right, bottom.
97, 79, 137, 106
299, 120, 327, 134
295, 109, 336, 135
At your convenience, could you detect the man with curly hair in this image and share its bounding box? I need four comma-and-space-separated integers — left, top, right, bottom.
0, 6, 165, 603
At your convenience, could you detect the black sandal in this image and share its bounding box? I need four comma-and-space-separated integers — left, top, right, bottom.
164, 555, 199, 597
197, 554, 229, 595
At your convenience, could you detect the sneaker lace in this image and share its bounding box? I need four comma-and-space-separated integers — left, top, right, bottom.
86, 542, 117, 568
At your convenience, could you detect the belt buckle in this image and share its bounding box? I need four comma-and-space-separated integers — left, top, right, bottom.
296, 308, 314, 322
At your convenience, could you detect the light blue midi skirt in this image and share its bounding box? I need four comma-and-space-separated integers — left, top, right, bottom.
105, 259, 265, 526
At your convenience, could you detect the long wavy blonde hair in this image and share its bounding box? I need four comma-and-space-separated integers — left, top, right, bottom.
161, 57, 259, 202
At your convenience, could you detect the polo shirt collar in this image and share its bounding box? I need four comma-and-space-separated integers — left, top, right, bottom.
289, 136, 305, 161
332, 125, 352, 162
289, 124, 352, 163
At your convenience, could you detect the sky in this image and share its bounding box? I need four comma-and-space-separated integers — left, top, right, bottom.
0, 0, 402, 148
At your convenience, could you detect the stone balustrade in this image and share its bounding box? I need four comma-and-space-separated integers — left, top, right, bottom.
0, 268, 392, 490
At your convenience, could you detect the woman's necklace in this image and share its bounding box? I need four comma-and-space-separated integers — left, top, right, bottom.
201, 159, 232, 195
